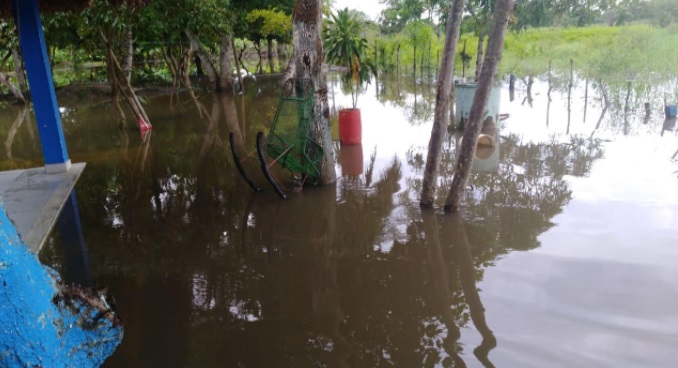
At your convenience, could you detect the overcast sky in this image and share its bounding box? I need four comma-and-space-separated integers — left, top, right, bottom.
333, 0, 385, 21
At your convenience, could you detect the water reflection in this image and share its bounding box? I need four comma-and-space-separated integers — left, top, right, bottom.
661, 118, 676, 137
422, 209, 497, 367
4, 106, 28, 160
19, 73, 676, 366
0, 106, 38, 170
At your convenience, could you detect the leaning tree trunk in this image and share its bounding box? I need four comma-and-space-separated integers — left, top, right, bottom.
185, 29, 218, 90
121, 25, 133, 83
444, 0, 513, 212
0, 71, 25, 104
10, 47, 28, 94
420, 0, 467, 207
475, 31, 485, 82
218, 33, 234, 93
290, 0, 337, 185
104, 49, 126, 128
99, 27, 151, 129
231, 38, 244, 92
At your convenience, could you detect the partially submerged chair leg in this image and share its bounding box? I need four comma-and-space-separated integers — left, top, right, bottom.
229, 133, 261, 192
256, 132, 288, 199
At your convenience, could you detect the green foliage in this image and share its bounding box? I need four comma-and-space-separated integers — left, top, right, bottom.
366, 22, 441, 78
511, 0, 673, 30
501, 24, 678, 90
246, 9, 292, 43
379, 0, 426, 33
647, 0, 678, 27
324, 8, 375, 108
137, 0, 231, 44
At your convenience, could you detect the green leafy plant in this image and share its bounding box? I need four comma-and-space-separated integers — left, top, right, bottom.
324, 8, 375, 109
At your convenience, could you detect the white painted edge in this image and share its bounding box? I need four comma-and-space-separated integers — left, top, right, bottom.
45, 160, 72, 174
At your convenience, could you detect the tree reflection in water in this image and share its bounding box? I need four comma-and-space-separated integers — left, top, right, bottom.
32, 76, 615, 366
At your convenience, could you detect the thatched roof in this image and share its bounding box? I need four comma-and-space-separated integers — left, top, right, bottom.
0, 0, 148, 19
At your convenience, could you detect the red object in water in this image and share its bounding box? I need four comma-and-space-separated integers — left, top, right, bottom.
338, 108, 361, 145
340, 143, 364, 177
138, 116, 152, 131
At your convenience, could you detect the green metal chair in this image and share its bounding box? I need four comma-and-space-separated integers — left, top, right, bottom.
231, 79, 324, 199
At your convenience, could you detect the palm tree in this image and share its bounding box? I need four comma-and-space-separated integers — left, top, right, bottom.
324, 8, 374, 108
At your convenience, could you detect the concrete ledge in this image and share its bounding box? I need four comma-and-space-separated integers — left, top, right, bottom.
45, 160, 72, 174
0, 162, 85, 253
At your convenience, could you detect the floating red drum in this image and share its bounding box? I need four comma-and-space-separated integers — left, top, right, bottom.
338, 108, 362, 145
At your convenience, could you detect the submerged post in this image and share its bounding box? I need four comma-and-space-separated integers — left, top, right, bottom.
12, 0, 71, 173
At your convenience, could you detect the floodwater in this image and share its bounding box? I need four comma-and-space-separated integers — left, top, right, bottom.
2, 72, 678, 367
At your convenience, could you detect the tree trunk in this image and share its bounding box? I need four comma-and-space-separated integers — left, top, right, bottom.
277, 43, 286, 58
232, 38, 244, 92
420, 0, 466, 207
475, 31, 485, 82
194, 54, 204, 79
567, 58, 573, 134
444, 0, 513, 212
99, 27, 151, 129
122, 25, 134, 83
160, 41, 180, 88
180, 45, 193, 89
219, 34, 234, 93
220, 93, 246, 158
396, 44, 401, 87
185, 29, 218, 90
0, 71, 26, 103
10, 47, 28, 93
413, 43, 417, 77
374, 39, 379, 79
256, 40, 263, 74
583, 78, 589, 122
420, 48, 425, 80
290, 0, 337, 185
267, 37, 275, 73
427, 40, 432, 80
103, 46, 126, 128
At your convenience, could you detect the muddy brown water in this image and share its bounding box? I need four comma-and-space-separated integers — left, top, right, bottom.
2, 74, 677, 367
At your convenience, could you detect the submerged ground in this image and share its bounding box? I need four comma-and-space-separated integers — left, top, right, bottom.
2, 73, 676, 367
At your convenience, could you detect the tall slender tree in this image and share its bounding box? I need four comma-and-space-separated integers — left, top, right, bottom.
420, 0, 467, 207
444, 0, 514, 212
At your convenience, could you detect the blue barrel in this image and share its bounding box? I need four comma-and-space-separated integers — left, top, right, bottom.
666, 105, 677, 119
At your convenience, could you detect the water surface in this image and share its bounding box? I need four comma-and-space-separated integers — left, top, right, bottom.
2, 73, 676, 367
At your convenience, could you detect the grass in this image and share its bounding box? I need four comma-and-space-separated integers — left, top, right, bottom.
500, 23, 678, 86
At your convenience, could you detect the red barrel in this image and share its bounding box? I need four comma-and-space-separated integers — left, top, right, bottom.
338, 108, 362, 145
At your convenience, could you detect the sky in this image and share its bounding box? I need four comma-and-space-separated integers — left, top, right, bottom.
333, 0, 385, 21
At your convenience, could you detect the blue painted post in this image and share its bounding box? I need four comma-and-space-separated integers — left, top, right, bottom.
12, 0, 71, 173
58, 191, 92, 286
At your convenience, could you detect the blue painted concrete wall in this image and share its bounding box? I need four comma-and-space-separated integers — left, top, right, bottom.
0, 206, 122, 367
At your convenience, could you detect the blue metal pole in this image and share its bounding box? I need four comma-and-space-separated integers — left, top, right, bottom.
12, 0, 71, 173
